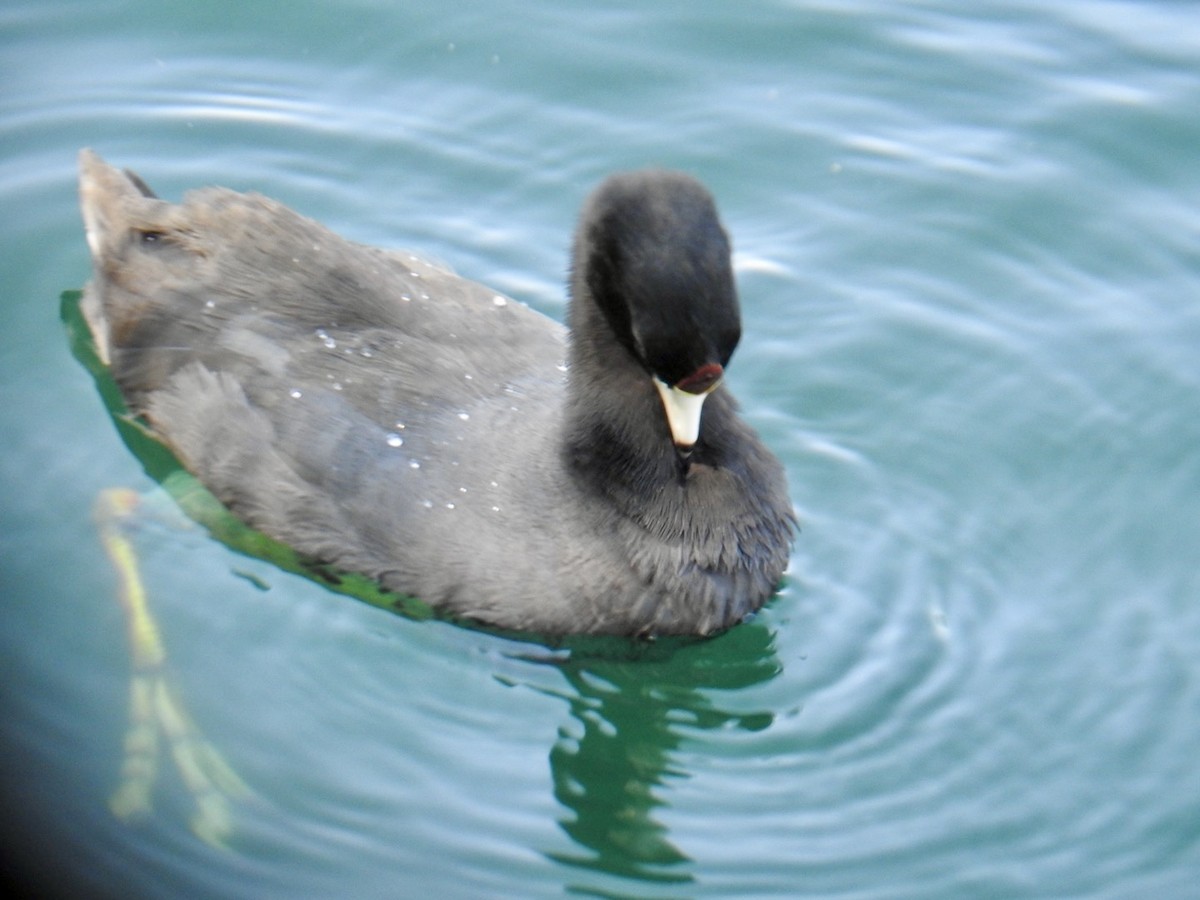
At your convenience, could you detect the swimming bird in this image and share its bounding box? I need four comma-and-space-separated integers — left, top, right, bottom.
78, 150, 794, 636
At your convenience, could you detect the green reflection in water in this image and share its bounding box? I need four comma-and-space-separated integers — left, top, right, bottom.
535, 624, 781, 889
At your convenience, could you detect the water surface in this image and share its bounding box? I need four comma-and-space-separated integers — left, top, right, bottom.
3, 1, 1199, 896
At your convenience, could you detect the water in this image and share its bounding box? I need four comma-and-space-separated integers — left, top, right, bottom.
3, 1, 1199, 896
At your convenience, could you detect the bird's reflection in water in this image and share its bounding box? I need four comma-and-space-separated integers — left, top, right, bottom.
531, 622, 781, 888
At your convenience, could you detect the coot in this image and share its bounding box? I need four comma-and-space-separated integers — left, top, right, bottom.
79, 150, 794, 636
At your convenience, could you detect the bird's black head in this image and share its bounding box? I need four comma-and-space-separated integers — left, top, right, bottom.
579, 170, 741, 390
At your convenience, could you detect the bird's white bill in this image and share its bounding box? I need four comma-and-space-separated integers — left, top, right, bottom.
654, 377, 715, 448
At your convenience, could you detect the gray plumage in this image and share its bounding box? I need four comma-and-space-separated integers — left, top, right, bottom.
78, 150, 794, 636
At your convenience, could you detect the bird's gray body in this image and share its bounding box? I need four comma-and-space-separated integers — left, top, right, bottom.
79, 150, 794, 636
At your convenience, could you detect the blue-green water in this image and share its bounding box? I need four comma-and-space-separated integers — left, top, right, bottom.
3, 1, 1200, 896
